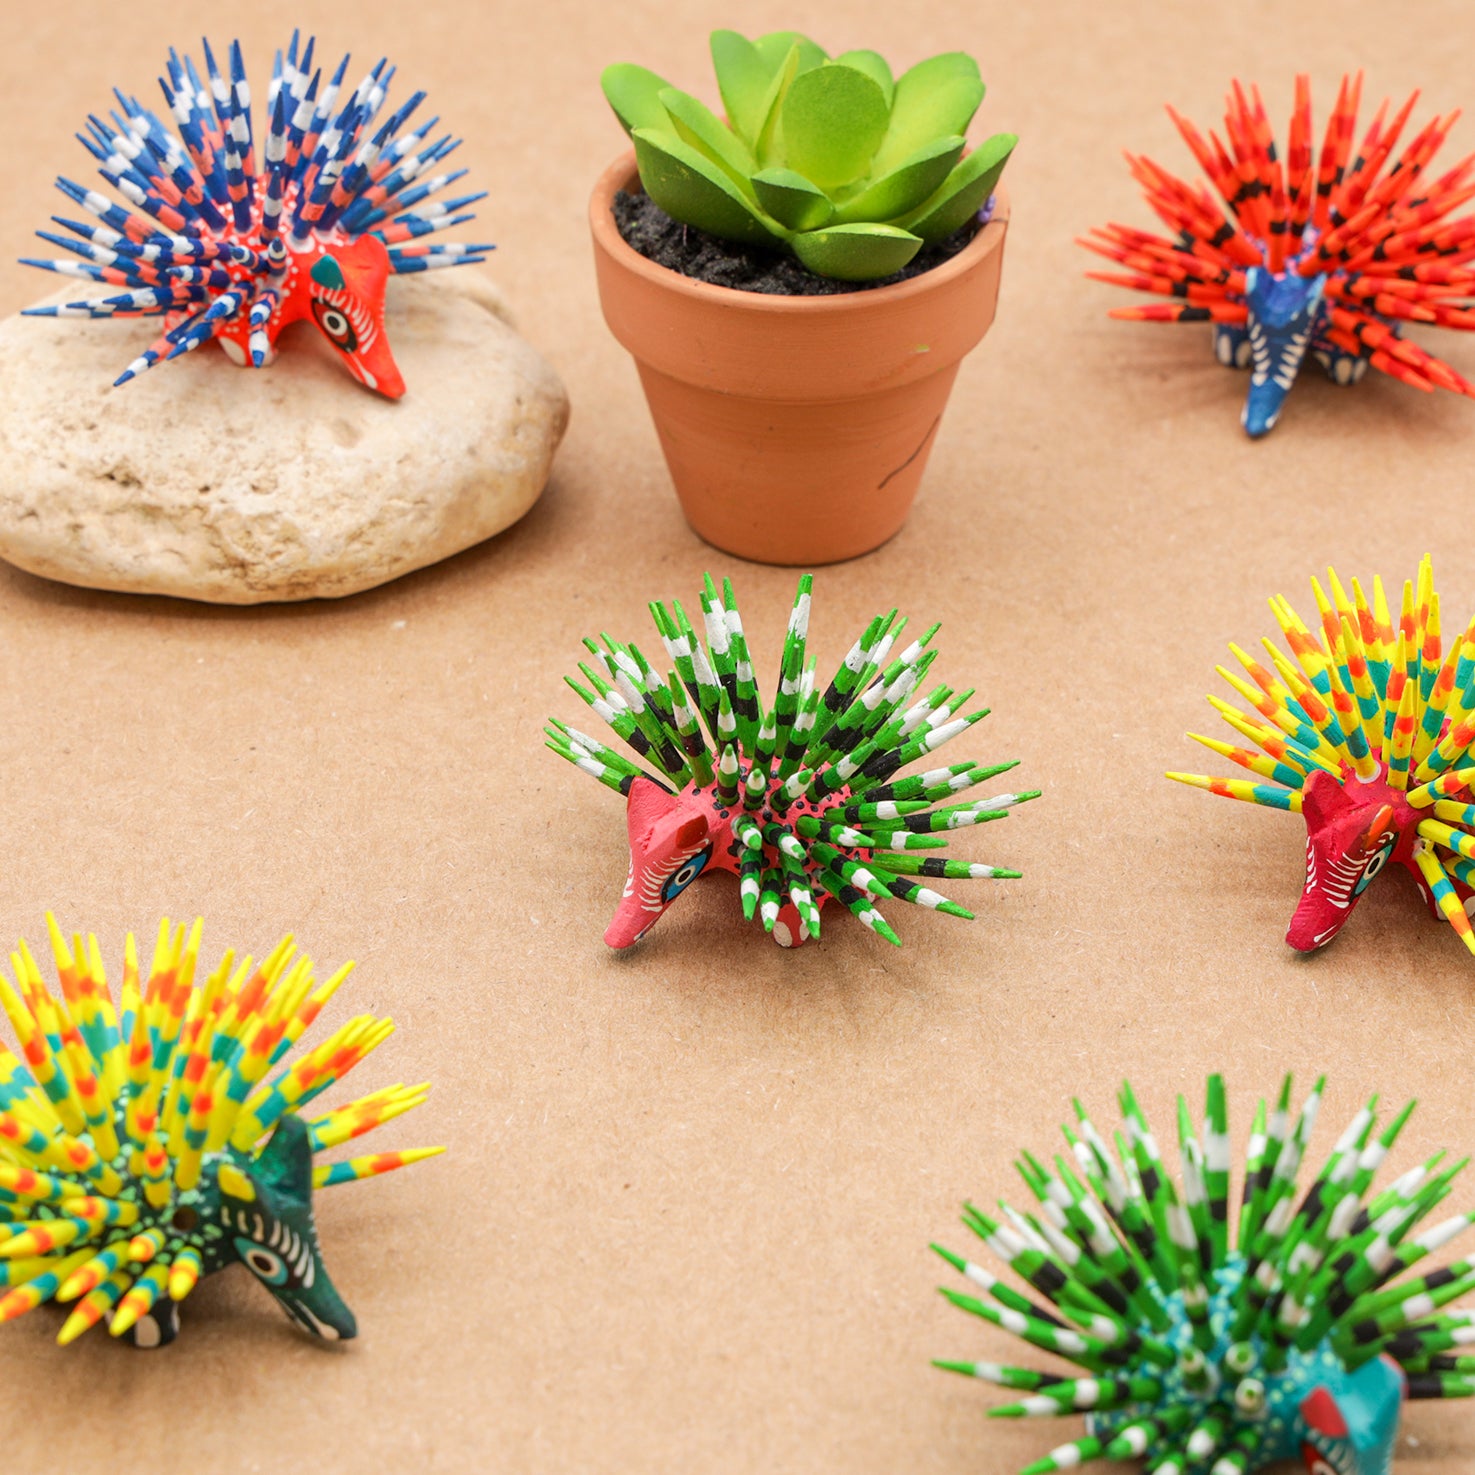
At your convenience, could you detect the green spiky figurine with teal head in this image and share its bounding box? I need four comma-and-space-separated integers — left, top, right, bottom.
935, 1074, 1475, 1474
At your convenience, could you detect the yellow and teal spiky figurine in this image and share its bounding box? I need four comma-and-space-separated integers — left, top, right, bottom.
0, 916, 440, 1347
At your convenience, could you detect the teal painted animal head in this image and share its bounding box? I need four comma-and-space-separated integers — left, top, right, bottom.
1294, 1357, 1403, 1475
217, 1115, 358, 1342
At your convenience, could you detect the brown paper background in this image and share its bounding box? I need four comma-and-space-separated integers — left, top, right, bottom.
2, 2, 1474, 1470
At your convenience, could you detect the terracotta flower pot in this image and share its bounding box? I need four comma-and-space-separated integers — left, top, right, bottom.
589, 151, 1010, 566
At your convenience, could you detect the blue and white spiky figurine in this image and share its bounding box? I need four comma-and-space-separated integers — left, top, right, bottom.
22, 32, 492, 398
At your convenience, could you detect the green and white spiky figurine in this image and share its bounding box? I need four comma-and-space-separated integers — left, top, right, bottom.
935, 1074, 1475, 1474
546, 573, 1038, 948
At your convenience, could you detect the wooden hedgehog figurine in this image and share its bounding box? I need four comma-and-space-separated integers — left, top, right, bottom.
0, 916, 440, 1347
21, 32, 490, 398
1081, 74, 1475, 436
546, 574, 1037, 949
1169, 555, 1475, 959
935, 1073, 1475, 1475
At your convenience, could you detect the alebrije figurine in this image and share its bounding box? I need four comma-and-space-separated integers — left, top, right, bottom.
934, 1073, 1475, 1475
0, 916, 441, 1347
1169, 555, 1475, 959
1081, 74, 1475, 436
21, 32, 490, 398
546, 574, 1037, 949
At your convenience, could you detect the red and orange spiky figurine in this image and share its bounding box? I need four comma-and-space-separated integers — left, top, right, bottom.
1082, 75, 1475, 435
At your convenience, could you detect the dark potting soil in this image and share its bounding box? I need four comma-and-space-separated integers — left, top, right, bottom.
612, 190, 984, 296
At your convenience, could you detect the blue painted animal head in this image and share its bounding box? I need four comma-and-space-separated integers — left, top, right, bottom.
1242, 267, 1328, 437
1293, 1355, 1403, 1475
216, 1114, 358, 1342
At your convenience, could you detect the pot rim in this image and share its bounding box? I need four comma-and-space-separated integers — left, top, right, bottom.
589, 149, 1010, 315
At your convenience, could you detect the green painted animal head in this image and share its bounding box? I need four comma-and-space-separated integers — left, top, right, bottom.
602, 30, 1015, 281
217, 1115, 358, 1341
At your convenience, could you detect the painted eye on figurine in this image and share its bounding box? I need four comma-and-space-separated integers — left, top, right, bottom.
661, 844, 713, 902
1354, 837, 1396, 895
236, 1239, 291, 1286
311, 300, 359, 353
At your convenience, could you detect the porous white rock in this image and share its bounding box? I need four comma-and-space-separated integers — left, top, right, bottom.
0, 271, 568, 602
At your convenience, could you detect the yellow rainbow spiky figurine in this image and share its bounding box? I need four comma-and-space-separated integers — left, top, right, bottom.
0, 916, 441, 1347
1170, 556, 1475, 958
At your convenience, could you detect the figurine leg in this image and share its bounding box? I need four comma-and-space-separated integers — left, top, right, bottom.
1312, 346, 1369, 386
770, 902, 810, 949
120, 1297, 181, 1348
1408, 864, 1469, 923
1412, 870, 1440, 920
1213, 323, 1252, 370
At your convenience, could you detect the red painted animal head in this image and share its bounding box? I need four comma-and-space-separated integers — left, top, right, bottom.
1286, 769, 1402, 952
605, 777, 716, 949
292, 237, 404, 399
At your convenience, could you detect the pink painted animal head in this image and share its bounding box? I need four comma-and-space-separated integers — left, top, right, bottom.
605, 778, 717, 949
1285, 769, 1402, 952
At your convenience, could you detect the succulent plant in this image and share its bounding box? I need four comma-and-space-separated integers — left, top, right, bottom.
602, 31, 1016, 282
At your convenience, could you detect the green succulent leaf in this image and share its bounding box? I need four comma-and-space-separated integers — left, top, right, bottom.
752, 30, 828, 73
631, 127, 785, 246
751, 168, 834, 232
602, 63, 675, 136
790, 222, 922, 282
900, 132, 1016, 244
711, 30, 827, 149
659, 87, 758, 196
781, 63, 890, 191
832, 135, 966, 225
872, 53, 984, 177
710, 31, 778, 147
834, 50, 894, 109
753, 42, 807, 169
